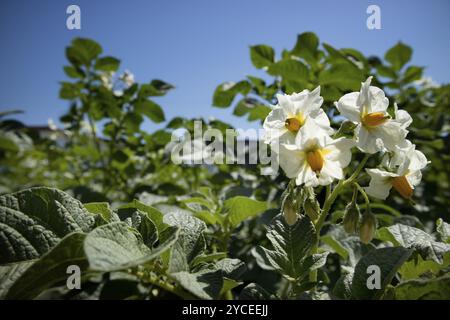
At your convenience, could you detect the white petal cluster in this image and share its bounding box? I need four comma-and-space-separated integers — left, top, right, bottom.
263, 86, 354, 187
279, 121, 354, 187
262, 77, 429, 197
263, 87, 333, 146
333, 76, 429, 199
335, 76, 408, 154
365, 141, 429, 199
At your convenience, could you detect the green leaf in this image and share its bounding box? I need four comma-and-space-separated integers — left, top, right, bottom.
94, 56, 120, 72
63, 66, 84, 79
117, 208, 159, 248
239, 283, 274, 300
301, 252, 329, 273
118, 200, 167, 234
291, 32, 320, 65
437, 218, 450, 243
268, 59, 309, 81
84, 222, 178, 272
402, 66, 423, 83
193, 210, 220, 225
212, 81, 251, 107
318, 61, 364, 91
0, 261, 34, 299
66, 38, 103, 66
215, 258, 246, 280
376, 64, 397, 79
181, 197, 215, 211
321, 226, 375, 267
192, 252, 227, 266
84, 202, 119, 224
377, 224, 450, 263
252, 214, 316, 280
135, 99, 165, 123
59, 82, 81, 99
247, 76, 266, 94
123, 112, 143, 132
321, 234, 349, 260
247, 105, 271, 122
224, 196, 267, 228
171, 269, 223, 299
221, 278, 242, 296
250, 45, 275, 69
137, 213, 159, 248
6, 233, 88, 300
139, 80, 175, 97
385, 42, 412, 71
332, 269, 353, 299
0, 187, 95, 264
394, 275, 450, 300
398, 253, 450, 280
351, 247, 413, 299
163, 210, 206, 272
233, 98, 253, 116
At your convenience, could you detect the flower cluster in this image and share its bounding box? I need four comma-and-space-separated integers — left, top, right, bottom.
263, 76, 429, 200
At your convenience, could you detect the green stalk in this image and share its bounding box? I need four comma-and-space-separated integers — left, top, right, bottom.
309, 154, 370, 283
147, 274, 196, 300
353, 182, 370, 208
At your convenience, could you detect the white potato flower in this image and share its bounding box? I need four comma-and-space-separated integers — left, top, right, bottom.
335, 77, 408, 154
263, 86, 333, 145
365, 141, 429, 200
120, 69, 135, 87
278, 121, 355, 187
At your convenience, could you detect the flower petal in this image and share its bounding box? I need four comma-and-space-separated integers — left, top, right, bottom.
310, 109, 334, 134
364, 168, 397, 200
367, 86, 389, 113
335, 92, 361, 122
356, 77, 372, 108
293, 86, 323, 114
394, 103, 413, 129
327, 137, 355, 167
356, 125, 380, 154
406, 169, 422, 187
279, 146, 304, 178
321, 160, 344, 181
373, 121, 408, 151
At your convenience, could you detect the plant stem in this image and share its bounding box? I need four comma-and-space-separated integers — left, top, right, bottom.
347, 154, 370, 182
316, 180, 344, 233
325, 184, 331, 201
280, 279, 291, 299
147, 274, 196, 299
353, 182, 370, 207
309, 154, 370, 282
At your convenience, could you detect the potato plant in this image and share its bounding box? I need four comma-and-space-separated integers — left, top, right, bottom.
0, 33, 449, 300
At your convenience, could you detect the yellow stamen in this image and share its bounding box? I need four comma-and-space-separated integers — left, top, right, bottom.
392, 176, 413, 199
306, 149, 324, 172
362, 112, 389, 128
285, 114, 305, 132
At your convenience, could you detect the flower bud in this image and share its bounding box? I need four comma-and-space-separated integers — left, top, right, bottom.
282, 193, 299, 226
304, 197, 320, 223
342, 202, 360, 234
359, 210, 377, 244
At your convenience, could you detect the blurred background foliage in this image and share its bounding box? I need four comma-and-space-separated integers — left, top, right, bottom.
0, 33, 448, 295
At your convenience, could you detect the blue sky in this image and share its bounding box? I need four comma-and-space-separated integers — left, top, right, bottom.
1, 0, 449, 131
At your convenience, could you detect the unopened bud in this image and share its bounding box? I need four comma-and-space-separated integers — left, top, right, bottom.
304, 197, 320, 223
342, 202, 360, 234
282, 194, 299, 226
359, 210, 377, 244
